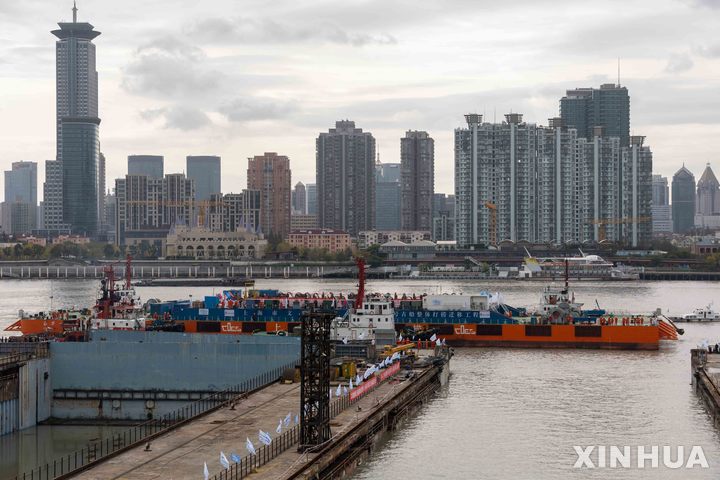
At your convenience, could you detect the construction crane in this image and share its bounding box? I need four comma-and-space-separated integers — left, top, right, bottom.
484, 202, 497, 247
589, 217, 651, 243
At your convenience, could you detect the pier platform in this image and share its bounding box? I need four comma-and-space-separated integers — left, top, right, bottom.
69, 353, 448, 480
692, 349, 720, 429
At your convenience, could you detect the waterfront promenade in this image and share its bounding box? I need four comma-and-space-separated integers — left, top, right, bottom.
70, 359, 445, 480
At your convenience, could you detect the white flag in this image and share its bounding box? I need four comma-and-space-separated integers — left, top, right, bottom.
246, 437, 256, 455
284, 412, 292, 427
335, 384, 342, 397
349, 378, 354, 389
398, 332, 403, 341
436, 338, 441, 346
294, 414, 299, 424
342, 337, 348, 344
430, 333, 437, 342
203, 462, 210, 480
276, 420, 282, 433
220, 451, 230, 470
343, 386, 348, 396
356, 374, 362, 385
359, 332, 365, 340
259, 430, 272, 446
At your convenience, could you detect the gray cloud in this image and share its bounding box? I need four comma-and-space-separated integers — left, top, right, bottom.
665, 52, 694, 73
122, 37, 223, 98
186, 17, 397, 46
141, 106, 212, 131
696, 43, 720, 57
218, 97, 298, 122
684, 0, 720, 8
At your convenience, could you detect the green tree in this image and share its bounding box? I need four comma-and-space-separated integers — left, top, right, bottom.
103, 243, 118, 259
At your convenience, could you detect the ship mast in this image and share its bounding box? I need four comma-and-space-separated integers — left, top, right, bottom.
355, 257, 366, 309
125, 254, 133, 290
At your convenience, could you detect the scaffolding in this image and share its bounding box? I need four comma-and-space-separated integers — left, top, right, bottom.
299, 309, 334, 451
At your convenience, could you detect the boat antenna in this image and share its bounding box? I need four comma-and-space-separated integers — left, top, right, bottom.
125, 254, 132, 290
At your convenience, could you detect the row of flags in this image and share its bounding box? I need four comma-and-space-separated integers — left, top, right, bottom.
398, 331, 446, 347
329, 352, 403, 399
203, 413, 300, 479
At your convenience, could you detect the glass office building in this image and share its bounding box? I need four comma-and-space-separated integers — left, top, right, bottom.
62, 117, 101, 236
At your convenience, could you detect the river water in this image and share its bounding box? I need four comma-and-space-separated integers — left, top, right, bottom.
1, 279, 719, 479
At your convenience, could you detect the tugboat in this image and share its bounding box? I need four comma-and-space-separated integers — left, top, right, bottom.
678, 304, 720, 322
90, 256, 147, 331
5, 256, 147, 337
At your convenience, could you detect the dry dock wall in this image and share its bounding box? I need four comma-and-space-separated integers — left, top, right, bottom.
49, 331, 300, 421
0, 358, 51, 436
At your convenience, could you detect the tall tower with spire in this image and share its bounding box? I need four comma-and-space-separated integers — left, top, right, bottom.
43, 3, 102, 235
51, 2, 101, 161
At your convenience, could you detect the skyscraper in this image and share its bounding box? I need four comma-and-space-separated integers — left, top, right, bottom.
62, 117, 101, 236
42, 160, 67, 233
671, 166, 696, 234
187, 156, 221, 202
696, 164, 720, 216
560, 84, 630, 146
316, 120, 375, 236
247, 153, 292, 237
45, 3, 101, 234
2, 162, 38, 235
4, 161, 37, 205
375, 163, 401, 231
306, 184, 318, 216
128, 155, 164, 179
292, 181, 307, 215
651, 175, 672, 234
52, 3, 100, 161
400, 131, 434, 231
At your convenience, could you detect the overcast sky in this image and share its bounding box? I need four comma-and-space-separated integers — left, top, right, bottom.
1, 0, 719, 200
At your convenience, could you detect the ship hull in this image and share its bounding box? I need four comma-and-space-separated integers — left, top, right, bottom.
400, 323, 661, 350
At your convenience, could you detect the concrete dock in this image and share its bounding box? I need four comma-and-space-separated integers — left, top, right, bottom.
67, 352, 449, 480
692, 349, 720, 425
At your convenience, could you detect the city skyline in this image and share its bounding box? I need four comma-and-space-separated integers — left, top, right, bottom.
0, 0, 718, 202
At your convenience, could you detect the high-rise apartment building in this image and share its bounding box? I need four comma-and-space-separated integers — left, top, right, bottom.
207, 191, 262, 234
42, 160, 66, 233
186, 156, 221, 202
316, 120, 375, 235
306, 184, 317, 216
45, 4, 101, 232
247, 153, 292, 238
672, 166, 696, 234
455, 114, 651, 247
3, 161, 38, 235
401, 131, 434, 231
128, 155, 164, 179
651, 175, 672, 234
696, 164, 720, 216
292, 182, 307, 215
114, 173, 195, 246
375, 163, 401, 231
560, 84, 630, 146
432, 193, 455, 241
62, 117, 101, 236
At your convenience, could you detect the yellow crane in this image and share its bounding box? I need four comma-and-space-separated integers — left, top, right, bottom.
589, 217, 651, 242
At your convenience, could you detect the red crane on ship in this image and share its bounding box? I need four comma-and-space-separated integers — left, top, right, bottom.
355, 257, 366, 309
